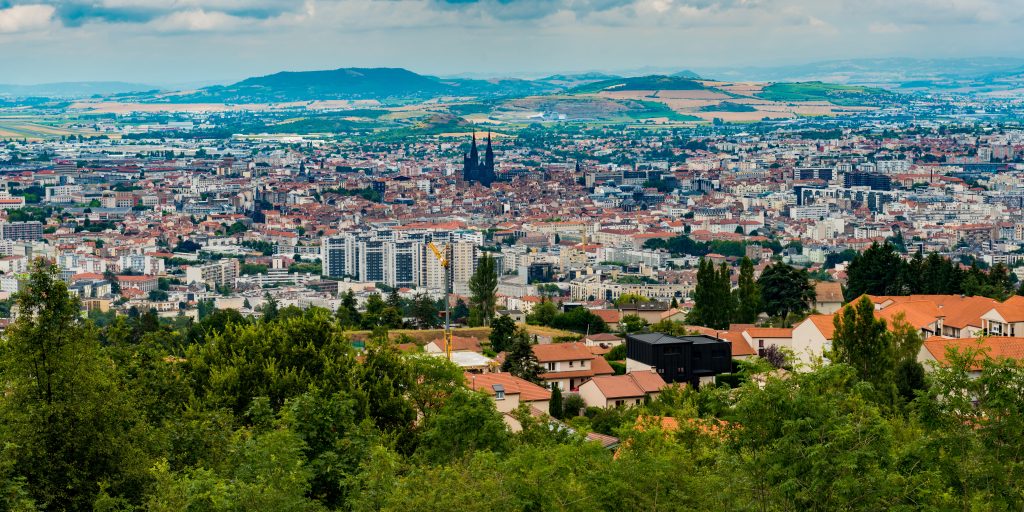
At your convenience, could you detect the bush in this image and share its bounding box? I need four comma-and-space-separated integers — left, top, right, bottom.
609, 361, 626, 375
562, 394, 586, 418
605, 344, 626, 361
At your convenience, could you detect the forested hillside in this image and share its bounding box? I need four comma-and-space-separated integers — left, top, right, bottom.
2, 260, 1024, 510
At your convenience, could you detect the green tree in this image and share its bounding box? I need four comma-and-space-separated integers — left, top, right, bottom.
618, 314, 648, 334
734, 256, 761, 323
501, 328, 542, 383
686, 259, 734, 330
336, 289, 361, 329
757, 261, 814, 324
488, 314, 517, 353
410, 293, 439, 329
829, 297, 896, 403
548, 385, 564, 420
844, 241, 905, 300
468, 252, 498, 326
526, 300, 559, 326
415, 389, 510, 464
0, 260, 151, 510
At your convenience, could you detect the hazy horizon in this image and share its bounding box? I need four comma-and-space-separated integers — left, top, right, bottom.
1, 0, 1023, 84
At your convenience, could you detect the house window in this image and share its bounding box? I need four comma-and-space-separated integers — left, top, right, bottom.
492, 384, 505, 401
615, 400, 624, 407
547, 362, 556, 371
569, 360, 574, 368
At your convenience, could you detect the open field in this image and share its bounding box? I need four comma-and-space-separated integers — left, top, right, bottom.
0, 117, 94, 140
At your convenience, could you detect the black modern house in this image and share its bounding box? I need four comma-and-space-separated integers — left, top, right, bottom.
625, 333, 732, 388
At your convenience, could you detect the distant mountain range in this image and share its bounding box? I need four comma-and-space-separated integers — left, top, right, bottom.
0, 81, 156, 98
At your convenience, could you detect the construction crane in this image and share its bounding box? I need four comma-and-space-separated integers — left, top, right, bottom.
427, 241, 453, 361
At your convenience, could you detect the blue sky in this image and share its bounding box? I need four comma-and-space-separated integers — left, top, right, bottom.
0, 0, 1022, 84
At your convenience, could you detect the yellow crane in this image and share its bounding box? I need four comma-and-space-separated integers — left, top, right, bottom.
427, 241, 453, 361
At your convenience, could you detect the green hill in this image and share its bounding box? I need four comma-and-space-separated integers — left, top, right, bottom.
756, 81, 894, 106
570, 75, 708, 94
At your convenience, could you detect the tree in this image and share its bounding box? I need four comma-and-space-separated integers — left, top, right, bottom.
336, 289, 361, 329
549, 385, 564, 419
734, 256, 761, 323
260, 292, 279, 322
410, 293, 439, 329
526, 300, 559, 326
488, 314, 517, 353
844, 241, 905, 300
0, 260, 150, 509
501, 328, 542, 383
452, 298, 470, 322
829, 297, 896, 402
757, 261, 814, 324
615, 293, 650, 307
686, 258, 734, 330
415, 389, 510, 464
618, 314, 648, 334
468, 252, 498, 326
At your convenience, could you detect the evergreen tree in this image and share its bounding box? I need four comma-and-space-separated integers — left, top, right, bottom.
687, 259, 730, 329
501, 328, 542, 383
468, 252, 498, 326
844, 241, 905, 300
734, 256, 761, 324
488, 314, 517, 353
336, 289, 362, 329
549, 385, 564, 419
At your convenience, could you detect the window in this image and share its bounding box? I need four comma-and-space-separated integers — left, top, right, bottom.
547, 362, 556, 371
615, 400, 624, 407
569, 360, 574, 368
492, 384, 505, 401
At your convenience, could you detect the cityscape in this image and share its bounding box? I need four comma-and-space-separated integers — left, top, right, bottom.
4, 0, 1024, 510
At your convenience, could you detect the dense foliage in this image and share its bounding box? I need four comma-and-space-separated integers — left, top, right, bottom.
845, 242, 1016, 300
5, 260, 1024, 510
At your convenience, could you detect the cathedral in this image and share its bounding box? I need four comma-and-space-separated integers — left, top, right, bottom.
462, 132, 496, 187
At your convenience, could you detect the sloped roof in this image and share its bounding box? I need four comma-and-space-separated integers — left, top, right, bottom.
815, 281, 843, 303
745, 328, 793, 339
532, 342, 595, 363
922, 336, 1024, 371
466, 371, 551, 402
587, 371, 667, 399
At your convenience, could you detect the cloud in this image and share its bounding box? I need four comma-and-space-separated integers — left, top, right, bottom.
0, 3, 55, 32
147, 8, 242, 31
0, 0, 304, 27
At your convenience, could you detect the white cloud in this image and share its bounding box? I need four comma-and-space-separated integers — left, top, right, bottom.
147, 8, 243, 31
0, 4, 56, 33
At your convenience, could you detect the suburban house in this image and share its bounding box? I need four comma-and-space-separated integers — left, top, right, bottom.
980, 296, 1024, 337
466, 371, 551, 414
741, 327, 794, 356
532, 342, 615, 391
813, 281, 844, 314
618, 301, 671, 324
577, 371, 669, 408
424, 335, 482, 354
624, 333, 732, 388
790, 314, 836, 367
918, 336, 1024, 377
583, 333, 624, 348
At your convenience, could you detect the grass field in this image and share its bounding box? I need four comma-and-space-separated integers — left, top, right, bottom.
756, 82, 892, 106
0, 118, 92, 140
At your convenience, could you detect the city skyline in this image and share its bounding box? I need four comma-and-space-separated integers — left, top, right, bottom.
0, 0, 1023, 84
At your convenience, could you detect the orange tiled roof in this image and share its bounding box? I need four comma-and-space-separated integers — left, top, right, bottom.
466, 372, 551, 402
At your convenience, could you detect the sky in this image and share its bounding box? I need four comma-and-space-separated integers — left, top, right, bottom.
1, 0, 1023, 85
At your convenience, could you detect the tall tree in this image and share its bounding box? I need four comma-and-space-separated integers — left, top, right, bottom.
488, 314, 517, 353
468, 252, 498, 326
844, 241, 905, 300
734, 256, 761, 324
501, 328, 542, 383
757, 261, 814, 324
687, 259, 731, 329
0, 260, 150, 510
830, 297, 896, 402
549, 385, 564, 419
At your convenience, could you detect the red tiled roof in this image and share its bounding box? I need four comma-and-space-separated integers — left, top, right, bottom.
466, 372, 551, 402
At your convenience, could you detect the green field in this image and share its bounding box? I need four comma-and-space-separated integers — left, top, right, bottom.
756, 82, 892, 106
